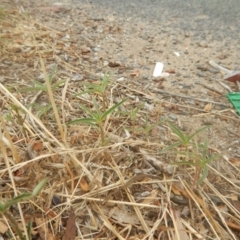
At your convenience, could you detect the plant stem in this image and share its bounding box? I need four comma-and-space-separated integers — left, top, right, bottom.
4, 212, 26, 240
99, 125, 105, 144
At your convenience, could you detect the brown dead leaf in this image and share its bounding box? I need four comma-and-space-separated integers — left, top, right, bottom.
140, 149, 175, 174
204, 103, 212, 112
173, 210, 190, 240
81, 46, 91, 54
139, 189, 158, 206
35, 218, 55, 240
230, 195, 238, 201
45, 208, 57, 218
171, 184, 181, 196
79, 177, 89, 192
63, 208, 76, 240
0, 220, 8, 234
165, 69, 176, 74
158, 225, 173, 231
229, 157, 240, 166
107, 206, 141, 225
32, 141, 44, 151
226, 221, 240, 231
231, 199, 240, 212
130, 69, 140, 77
108, 61, 121, 67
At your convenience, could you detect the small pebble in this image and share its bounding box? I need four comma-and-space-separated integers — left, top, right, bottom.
198, 72, 205, 77
72, 74, 83, 81
198, 41, 208, 48
169, 113, 177, 120
52, 196, 61, 206
208, 67, 219, 74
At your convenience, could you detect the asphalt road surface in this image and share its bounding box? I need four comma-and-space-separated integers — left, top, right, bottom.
78, 0, 240, 42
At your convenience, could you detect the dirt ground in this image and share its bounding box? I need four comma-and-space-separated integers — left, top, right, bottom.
14, 0, 240, 155
1, 0, 240, 239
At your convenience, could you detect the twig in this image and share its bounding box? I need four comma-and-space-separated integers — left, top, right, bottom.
192, 111, 240, 122
217, 81, 233, 92
209, 60, 231, 74
153, 88, 229, 107
195, 82, 223, 95
118, 84, 239, 121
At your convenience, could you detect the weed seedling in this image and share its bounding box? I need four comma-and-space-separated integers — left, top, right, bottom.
28, 102, 53, 119
6, 104, 28, 137
160, 122, 209, 154
192, 139, 220, 185
75, 74, 110, 111
120, 103, 144, 121
160, 122, 219, 186
20, 66, 65, 93
68, 98, 125, 144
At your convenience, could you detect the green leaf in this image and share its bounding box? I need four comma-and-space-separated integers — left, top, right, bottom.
48, 65, 58, 82
32, 178, 48, 197
188, 125, 210, 141
27, 219, 33, 240
78, 104, 97, 118
0, 202, 5, 212
74, 74, 110, 96
3, 193, 33, 209
93, 98, 102, 116
67, 118, 96, 126
159, 141, 182, 154
196, 166, 209, 185
101, 99, 126, 120
171, 161, 195, 166
52, 79, 66, 90
168, 122, 187, 143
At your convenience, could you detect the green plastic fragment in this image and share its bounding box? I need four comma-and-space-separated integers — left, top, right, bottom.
226, 93, 240, 115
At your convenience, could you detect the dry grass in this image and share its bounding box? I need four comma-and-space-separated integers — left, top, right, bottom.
0, 2, 240, 240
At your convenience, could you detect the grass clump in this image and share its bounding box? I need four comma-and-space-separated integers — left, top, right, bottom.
69, 73, 125, 144
75, 74, 111, 111
67, 97, 125, 144
160, 122, 220, 186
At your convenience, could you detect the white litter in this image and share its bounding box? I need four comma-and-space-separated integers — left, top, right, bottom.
117, 77, 125, 82
153, 62, 164, 77
174, 52, 180, 57
160, 72, 170, 78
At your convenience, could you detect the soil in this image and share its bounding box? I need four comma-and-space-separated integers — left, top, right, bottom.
1, 0, 240, 239
24, 0, 240, 155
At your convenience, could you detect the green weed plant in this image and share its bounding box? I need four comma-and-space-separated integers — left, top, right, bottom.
20, 66, 65, 93
75, 74, 110, 110
68, 98, 125, 144
160, 122, 220, 186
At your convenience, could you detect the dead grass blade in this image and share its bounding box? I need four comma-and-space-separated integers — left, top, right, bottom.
0, 115, 29, 239
180, 179, 224, 238
109, 161, 151, 239
35, 218, 55, 240
93, 202, 125, 240
0, 83, 93, 176
40, 57, 64, 141
0, 113, 20, 164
